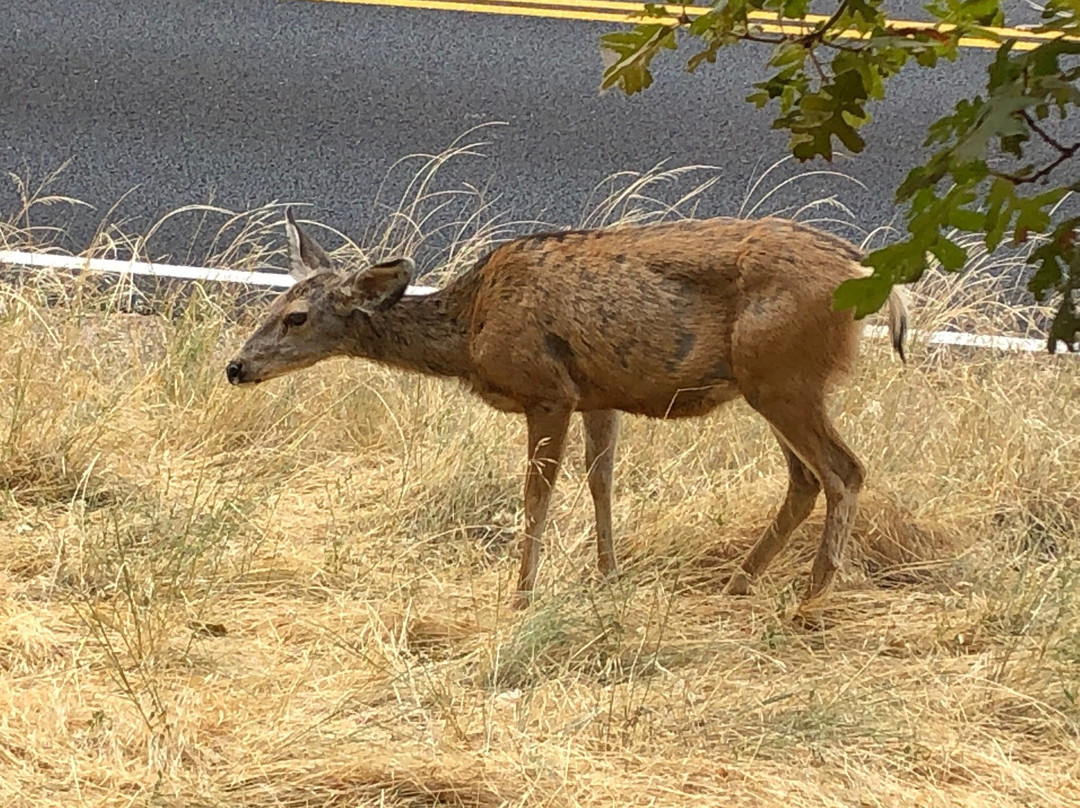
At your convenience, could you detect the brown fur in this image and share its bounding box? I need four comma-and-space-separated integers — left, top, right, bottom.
227, 212, 908, 612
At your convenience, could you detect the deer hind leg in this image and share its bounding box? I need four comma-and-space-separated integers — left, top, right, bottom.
726, 429, 821, 595
514, 405, 572, 608
744, 394, 865, 606
583, 409, 619, 577
802, 423, 864, 604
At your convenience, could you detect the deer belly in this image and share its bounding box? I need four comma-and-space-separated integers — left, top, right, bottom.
585, 379, 740, 418
574, 350, 742, 417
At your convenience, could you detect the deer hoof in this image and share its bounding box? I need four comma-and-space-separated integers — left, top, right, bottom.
724, 571, 753, 596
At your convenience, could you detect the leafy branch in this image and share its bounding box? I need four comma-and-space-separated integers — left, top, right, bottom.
601, 0, 1080, 352
994, 110, 1080, 185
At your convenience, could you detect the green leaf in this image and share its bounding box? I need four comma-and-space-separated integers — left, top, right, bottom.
688, 41, 721, 73
1029, 39, 1080, 77
930, 237, 968, 271
866, 239, 931, 287
1012, 188, 1069, 236
1028, 241, 1063, 301
771, 42, 808, 68
600, 25, 678, 95
983, 178, 1015, 250
947, 206, 986, 232
987, 42, 1022, 91
833, 118, 867, 153
1000, 131, 1028, 158
953, 92, 1034, 162
963, 0, 1003, 25
833, 274, 893, 318
915, 48, 940, 68
951, 159, 988, 185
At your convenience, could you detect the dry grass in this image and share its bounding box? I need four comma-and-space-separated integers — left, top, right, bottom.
2, 142, 1080, 807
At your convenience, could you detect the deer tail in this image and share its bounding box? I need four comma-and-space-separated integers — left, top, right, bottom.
886, 285, 909, 363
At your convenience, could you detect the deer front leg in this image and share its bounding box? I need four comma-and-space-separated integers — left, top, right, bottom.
514, 405, 572, 608
583, 409, 619, 577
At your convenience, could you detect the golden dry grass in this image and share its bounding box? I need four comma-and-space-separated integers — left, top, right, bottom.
2, 152, 1080, 807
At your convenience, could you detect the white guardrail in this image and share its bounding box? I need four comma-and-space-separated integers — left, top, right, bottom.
0, 248, 1072, 355
0, 249, 440, 296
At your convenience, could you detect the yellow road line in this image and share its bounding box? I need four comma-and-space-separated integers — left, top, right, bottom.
790, 9, 1060, 43
312, 0, 658, 23
309, 0, 1068, 51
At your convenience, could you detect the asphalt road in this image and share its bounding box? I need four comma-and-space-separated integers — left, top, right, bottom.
0, 0, 1043, 272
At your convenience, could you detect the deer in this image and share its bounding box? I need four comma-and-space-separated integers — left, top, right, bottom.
226, 208, 908, 613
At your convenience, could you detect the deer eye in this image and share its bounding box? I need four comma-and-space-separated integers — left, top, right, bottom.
284, 311, 308, 328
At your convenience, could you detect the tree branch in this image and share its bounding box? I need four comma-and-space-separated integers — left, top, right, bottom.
992, 114, 1080, 185
798, 1, 850, 46
1022, 110, 1074, 155
808, 47, 828, 81
740, 31, 787, 46
991, 149, 1078, 185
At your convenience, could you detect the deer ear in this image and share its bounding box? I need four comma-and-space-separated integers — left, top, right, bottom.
285, 207, 333, 280
337, 257, 414, 313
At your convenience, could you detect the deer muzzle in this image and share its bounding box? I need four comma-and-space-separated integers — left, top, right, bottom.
225, 359, 249, 385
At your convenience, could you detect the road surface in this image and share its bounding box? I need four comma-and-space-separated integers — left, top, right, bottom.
0, 0, 1043, 269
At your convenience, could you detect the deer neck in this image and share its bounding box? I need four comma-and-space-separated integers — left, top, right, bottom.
345, 283, 474, 380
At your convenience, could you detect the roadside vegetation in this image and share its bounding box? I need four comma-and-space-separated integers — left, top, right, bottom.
2, 136, 1079, 806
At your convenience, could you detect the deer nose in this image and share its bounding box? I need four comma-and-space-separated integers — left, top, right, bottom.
225, 360, 244, 385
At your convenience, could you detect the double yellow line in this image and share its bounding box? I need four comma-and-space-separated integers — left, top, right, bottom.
311, 0, 1072, 52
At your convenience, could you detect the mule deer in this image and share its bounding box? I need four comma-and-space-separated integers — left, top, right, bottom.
226, 209, 907, 610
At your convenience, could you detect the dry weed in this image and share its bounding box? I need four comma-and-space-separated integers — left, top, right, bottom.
2, 146, 1079, 807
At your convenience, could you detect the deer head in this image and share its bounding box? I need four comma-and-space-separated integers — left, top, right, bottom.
225, 208, 414, 385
